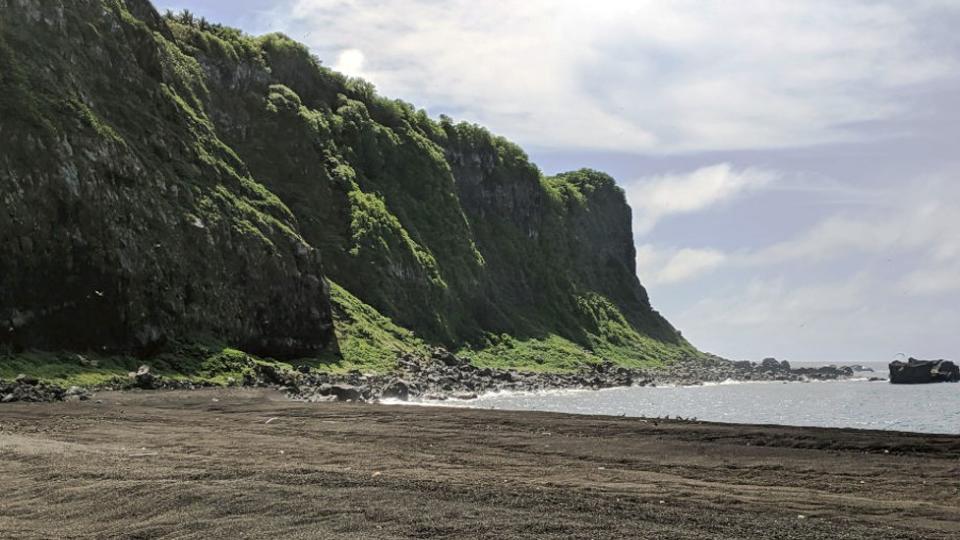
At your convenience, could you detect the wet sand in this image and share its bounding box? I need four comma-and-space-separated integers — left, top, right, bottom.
1, 388, 958, 539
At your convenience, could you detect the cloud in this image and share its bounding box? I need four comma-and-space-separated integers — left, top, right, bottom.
332, 48, 367, 78
746, 180, 960, 267
637, 245, 727, 285
627, 163, 776, 234
683, 275, 873, 329
669, 271, 960, 362
898, 262, 960, 296
633, 173, 960, 289
266, 0, 959, 152
637, 173, 960, 361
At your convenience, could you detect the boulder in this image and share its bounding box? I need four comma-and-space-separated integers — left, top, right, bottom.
129, 365, 156, 389
329, 384, 364, 401
15, 373, 39, 386
381, 378, 412, 401
65, 386, 90, 401
889, 358, 959, 384
254, 363, 285, 385
431, 348, 464, 367
760, 358, 781, 370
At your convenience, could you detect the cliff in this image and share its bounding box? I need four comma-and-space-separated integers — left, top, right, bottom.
0, 0, 696, 374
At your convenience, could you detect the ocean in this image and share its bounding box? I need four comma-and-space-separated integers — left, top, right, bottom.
422, 363, 960, 435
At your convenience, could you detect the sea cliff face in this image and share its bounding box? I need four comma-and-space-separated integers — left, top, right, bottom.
0, 0, 695, 370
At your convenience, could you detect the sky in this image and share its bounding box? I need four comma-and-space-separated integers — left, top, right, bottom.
156, 0, 960, 363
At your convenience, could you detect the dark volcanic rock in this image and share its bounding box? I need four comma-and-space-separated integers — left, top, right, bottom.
381, 379, 412, 401
281, 351, 859, 404
432, 348, 466, 367
889, 358, 959, 384
760, 358, 782, 370
0, 378, 68, 402
329, 384, 364, 402
15, 373, 39, 386
254, 364, 285, 386
129, 365, 156, 389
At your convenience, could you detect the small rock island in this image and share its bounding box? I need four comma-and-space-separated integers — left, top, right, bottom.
889, 358, 959, 384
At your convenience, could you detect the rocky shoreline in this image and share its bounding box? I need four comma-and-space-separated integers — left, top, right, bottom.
0, 349, 869, 404
288, 351, 864, 403
0, 374, 93, 403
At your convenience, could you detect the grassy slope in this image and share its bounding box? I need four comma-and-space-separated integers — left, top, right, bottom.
321, 282, 428, 373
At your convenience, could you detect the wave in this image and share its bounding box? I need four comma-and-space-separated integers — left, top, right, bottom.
381, 376, 880, 406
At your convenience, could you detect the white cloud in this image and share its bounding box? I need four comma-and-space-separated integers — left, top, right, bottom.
682, 275, 873, 330
636, 245, 727, 285
627, 163, 776, 234
332, 48, 367, 79
899, 263, 960, 296
638, 174, 960, 361
268, 0, 959, 152
633, 173, 960, 290
746, 180, 960, 267
670, 271, 960, 363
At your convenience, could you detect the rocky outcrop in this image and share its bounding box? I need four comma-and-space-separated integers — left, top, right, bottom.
0, 350, 862, 404
0, 0, 336, 358
277, 350, 858, 403
889, 358, 959, 384
0, 376, 90, 403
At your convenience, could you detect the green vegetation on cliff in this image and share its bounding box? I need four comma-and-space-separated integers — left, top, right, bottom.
0, 0, 699, 382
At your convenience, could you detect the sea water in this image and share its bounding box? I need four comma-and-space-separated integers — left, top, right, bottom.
427, 364, 960, 435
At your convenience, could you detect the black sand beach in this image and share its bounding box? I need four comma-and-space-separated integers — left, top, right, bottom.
1, 388, 958, 539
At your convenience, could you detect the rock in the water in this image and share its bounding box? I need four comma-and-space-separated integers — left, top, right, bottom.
889, 358, 959, 384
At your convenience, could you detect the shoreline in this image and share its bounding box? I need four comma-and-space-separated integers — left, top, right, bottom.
0, 349, 875, 405
2, 388, 957, 539
288, 350, 869, 403
386, 375, 882, 407
388, 377, 960, 437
